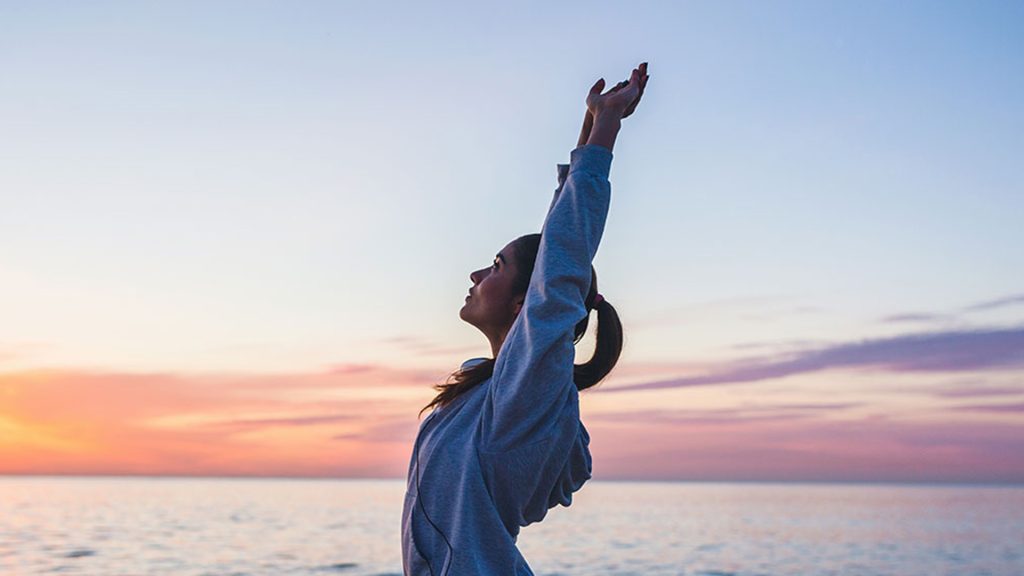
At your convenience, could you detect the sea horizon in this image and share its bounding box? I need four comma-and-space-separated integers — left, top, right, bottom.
3, 473, 1023, 487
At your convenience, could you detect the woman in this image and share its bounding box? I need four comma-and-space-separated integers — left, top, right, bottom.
402, 63, 650, 575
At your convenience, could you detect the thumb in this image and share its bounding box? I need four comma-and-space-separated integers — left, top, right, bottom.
589, 78, 605, 96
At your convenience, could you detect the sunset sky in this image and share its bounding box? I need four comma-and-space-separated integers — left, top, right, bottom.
2, 1, 1023, 482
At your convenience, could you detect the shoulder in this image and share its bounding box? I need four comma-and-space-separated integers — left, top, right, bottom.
460, 357, 490, 371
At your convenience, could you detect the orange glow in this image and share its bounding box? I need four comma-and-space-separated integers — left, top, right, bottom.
1, 364, 1022, 482
0, 367, 437, 477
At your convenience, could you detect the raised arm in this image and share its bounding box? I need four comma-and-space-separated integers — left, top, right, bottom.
480, 64, 649, 453
552, 63, 649, 214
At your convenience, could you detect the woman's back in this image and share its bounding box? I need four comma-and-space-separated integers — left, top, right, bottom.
403, 361, 591, 575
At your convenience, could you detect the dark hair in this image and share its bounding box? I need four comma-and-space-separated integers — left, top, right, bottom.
420, 233, 623, 416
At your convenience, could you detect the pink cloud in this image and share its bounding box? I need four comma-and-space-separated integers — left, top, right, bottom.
950, 402, 1024, 413
602, 326, 1024, 393
584, 411, 1024, 482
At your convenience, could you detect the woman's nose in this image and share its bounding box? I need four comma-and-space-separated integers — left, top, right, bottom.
470, 267, 488, 284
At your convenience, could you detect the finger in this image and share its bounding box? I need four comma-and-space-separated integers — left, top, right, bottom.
589, 78, 605, 97
623, 74, 641, 99
608, 83, 630, 98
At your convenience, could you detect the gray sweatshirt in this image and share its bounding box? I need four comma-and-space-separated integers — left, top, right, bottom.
402, 144, 613, 575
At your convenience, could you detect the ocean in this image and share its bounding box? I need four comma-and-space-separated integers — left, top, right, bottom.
1, 477, 1022, 575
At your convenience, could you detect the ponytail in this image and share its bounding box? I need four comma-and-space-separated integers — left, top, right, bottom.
573, 290, 623, 392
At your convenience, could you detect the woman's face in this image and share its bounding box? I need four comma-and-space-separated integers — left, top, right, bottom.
459, 240, 524, 336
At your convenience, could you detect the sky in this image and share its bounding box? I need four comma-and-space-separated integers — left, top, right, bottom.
1, 1, 1023, 482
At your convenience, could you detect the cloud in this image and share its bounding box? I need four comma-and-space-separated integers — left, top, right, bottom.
331, 417, 420, 444
324, 363, 377, 375
949, 402, 1024, 414
876, 292, 1024, 325
880, 312, 952, 323
586, 403, 860, 426
930, 383, 1024, 399
602, 326, 1024, 393
205, 414, 361, 430
588, 410, 812, 426
729, 338, 825, 352
0, 365, 439, 477
585, 413, 1024, 482
212, 364, 445, 392
964, 293, 1024, 312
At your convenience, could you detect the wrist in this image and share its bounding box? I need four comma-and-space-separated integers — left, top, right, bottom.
589, 114, 618, 132
585, 115, 621, 152
591, 113, 621, 128
578, 110, 596, 147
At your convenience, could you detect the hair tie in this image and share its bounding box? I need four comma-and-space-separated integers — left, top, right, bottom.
592, 293, 604, 306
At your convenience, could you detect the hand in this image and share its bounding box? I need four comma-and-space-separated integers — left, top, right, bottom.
586, 62, 649, 121
612, 62, 649, 119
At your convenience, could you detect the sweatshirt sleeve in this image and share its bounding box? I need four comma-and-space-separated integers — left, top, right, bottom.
546, 162, 571, 215
479, 144, 612, 452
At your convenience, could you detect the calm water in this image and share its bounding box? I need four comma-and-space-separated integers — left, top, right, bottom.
1, 477, 1022, 576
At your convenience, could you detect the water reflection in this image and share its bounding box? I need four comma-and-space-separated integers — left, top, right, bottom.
0, 477, 1022, 575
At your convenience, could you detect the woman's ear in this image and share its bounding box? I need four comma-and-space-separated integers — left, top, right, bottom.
512, 296, 525, 317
